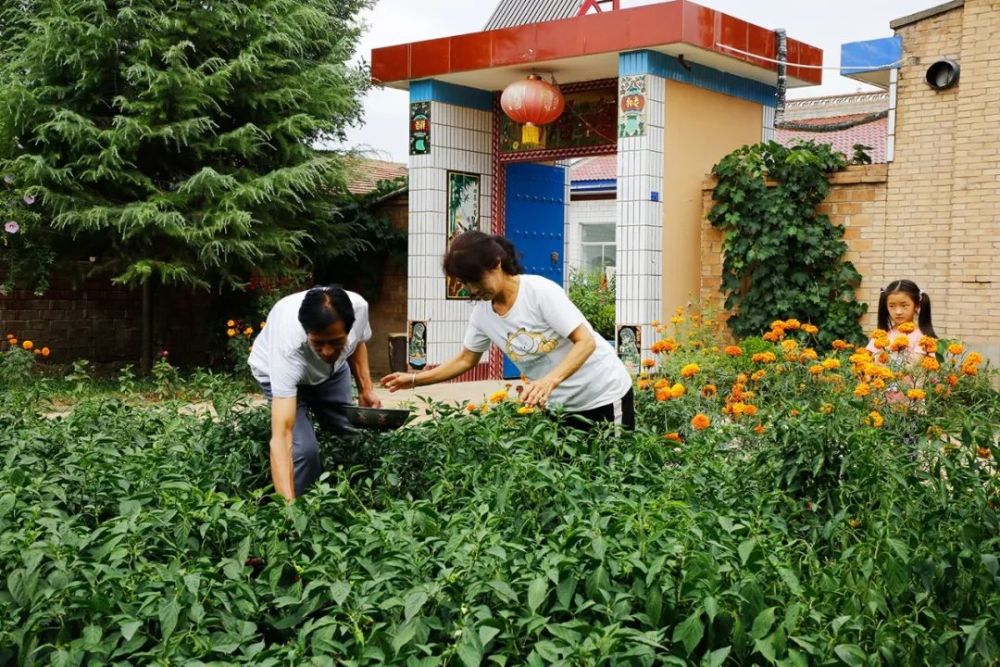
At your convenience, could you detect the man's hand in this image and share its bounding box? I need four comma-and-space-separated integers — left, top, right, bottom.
358, 388, 382, 408
522, 375, 559, 407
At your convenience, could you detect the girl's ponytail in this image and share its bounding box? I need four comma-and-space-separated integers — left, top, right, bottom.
490, 235, 524, 275
918, 291, 937, 338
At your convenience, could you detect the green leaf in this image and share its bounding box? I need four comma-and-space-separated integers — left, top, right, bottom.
833, 644, 867, 667
703, 595, 718, 623
120, 620, 142, 642
738, 538, 757, 566
702, 646, 731, 667
487, 580, 517, 603
392, 619, 420, 654
330, 581, 351, 606
404, 589, 428, 620
673, 612, 704, 656
527, 577, 547, 614
556, 577, 576, 608
751, 607, 776, 640
778, 568, 803, 596
457, 626, 484, 667
981, 554, 998, 577
158, 596, 180, 641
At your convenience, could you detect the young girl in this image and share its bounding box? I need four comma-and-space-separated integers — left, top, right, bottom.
380, 231, 634, 430
865, 279, 937, 366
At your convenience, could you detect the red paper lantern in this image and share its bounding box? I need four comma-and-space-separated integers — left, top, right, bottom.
500, 74, 565, 146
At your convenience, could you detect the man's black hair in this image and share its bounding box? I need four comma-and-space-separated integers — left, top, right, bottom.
298, 285, 355, 334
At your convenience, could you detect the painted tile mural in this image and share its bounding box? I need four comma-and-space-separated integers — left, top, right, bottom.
407, 320, 427, 369
617, 324, 642, 374
618, 75, 646, 139
445, 171, 480, 299
409, 102, 430, 155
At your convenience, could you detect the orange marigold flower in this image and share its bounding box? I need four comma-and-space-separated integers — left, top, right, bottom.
736, 373, 749, 384
966, 352, 984, 365
780, 339, 798, 353
655, 388, 671, 402
637, 379, 650, 390
743, 404, 758, 416
762, 331, 779, 342
871, 378, 886, 390
701, 384, 717, 398
751, 352, 776, 364
808, 364, 824, 375
918, 336, 937, 354
680, 363, 700, 378
800, 349, 818, 361
866, 411, 885, 428
977, 447, 992, 459
465, 403, 477, 412
671, 315, 684, 325
831, 339, 850, 351
663, 432, 683, 443
947, 374, 958, 386
243, 327, 254, 336
488, 389, 508, 403
226, 319, 236, 327
227, 328, 237, 337
641, 358, 656, 368
751, 370, 766, 382
961, 364, 978, 377
753, 424, 766, 434
654, 378, 669, 390
790, 409, 801, 417
783, 319, 801, 330
889, 335, 910, 352
947, 343, 964, 355
724, 345, 743, 357
822, 358, 841, 370
870, 328, 888, 339
33, 349, 41, 355
8, 338, 17, 346
770, 320, 786, 330
853, 382, 871, 397
651, 319, 660, 327
670, 383, 686, 399
897, 322, 916, 334
651, 338, 678, 354
921, 357, 941, 372
802, 324, 818, 335
907, 389, 926, 401
691, 413, 711, 430
21, 340, 33, 350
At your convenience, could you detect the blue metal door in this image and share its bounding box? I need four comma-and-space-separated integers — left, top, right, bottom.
503, 162, 565, 379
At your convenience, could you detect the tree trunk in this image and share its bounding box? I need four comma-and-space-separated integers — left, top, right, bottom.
140, 278, 152, 375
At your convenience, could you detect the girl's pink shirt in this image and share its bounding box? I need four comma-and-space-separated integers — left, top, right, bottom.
865, 328, 929, 363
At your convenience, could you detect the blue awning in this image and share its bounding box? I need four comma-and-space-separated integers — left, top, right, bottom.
840, 36, 902, 89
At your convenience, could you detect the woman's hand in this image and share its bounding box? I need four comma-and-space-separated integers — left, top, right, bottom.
522, 375, 558, 407
380, 372, 416, 393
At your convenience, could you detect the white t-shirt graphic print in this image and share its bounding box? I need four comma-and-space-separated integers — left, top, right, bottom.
462, 275, 631, 412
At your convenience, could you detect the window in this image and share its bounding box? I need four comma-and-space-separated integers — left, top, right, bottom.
581, 223, 616, 271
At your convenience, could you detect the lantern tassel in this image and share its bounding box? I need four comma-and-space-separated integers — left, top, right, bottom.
521, 122, 540, 146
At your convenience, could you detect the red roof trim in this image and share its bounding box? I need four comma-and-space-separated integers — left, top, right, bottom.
372, 0, 822, 86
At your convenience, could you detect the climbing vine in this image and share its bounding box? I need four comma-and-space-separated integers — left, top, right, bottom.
708, 141, 867, 346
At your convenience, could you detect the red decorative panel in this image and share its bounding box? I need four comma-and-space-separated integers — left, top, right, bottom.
410, 38, 451, 79
450, 33, 492, 71
371, 44, 408, 84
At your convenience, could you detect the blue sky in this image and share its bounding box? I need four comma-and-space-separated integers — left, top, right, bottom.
340, 0, 935, 161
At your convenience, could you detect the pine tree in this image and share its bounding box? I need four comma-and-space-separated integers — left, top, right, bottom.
0, 0, 373, 368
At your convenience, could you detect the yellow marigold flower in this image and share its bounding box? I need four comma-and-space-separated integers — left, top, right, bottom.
889, 335, 910, 352
821, 358, 841, 370
848, 518, 861, 529
853, 382, 871, 397
870, 328, 888, 339
243, 327, 254, 336
488, 389, 508, 403
872, 337, 888, 350
226, 319, 236, 327
680, 363, 700, 378
808, 364, 824, 375
641, 358, 656, 368
966, 352, 983, 365
21, 340, 33, 350
227, 328, 237, 337
802, 324, 818, 335
921, 357, 941, 372
260, 321, 266, 329
849, 350, 872, 365
670, 383, 686, 399
751, 370, 766, 382
897, 322, 916, 334
724, 345, 743, 357
906, 389, 926, 401
663, 432, 682, 442
730, 402, 747, 416
701, 384, 717, 398
671, 315, 684, 325
517, 406, 536, 415
819, 403, 834, 415
866, 411, 884, 428
691, 413, 711, 430
947, 343, 964, 355
800, 349, 818, 361
871, 378, 886, 390
780, 339, 798, 352
651, 319, 660, 327
784, 319, 801, 330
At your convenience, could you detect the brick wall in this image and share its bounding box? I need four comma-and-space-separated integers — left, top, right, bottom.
700, 165, 890, 331
885, 0, 1000, 364
364, 191, 409, 378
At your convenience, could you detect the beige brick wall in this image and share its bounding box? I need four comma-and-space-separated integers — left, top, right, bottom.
700, 165, 889, 332
887, 0, 1000, 364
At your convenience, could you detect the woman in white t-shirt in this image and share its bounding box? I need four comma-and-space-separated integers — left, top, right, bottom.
381, 231, 634, 430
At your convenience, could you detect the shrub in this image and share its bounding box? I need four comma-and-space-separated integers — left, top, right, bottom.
567, 269, 616, 339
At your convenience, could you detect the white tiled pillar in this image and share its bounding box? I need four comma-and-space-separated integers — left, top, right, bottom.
616, 60, 664, 358
762, 105, 776, 142
407, 82, 494, 371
